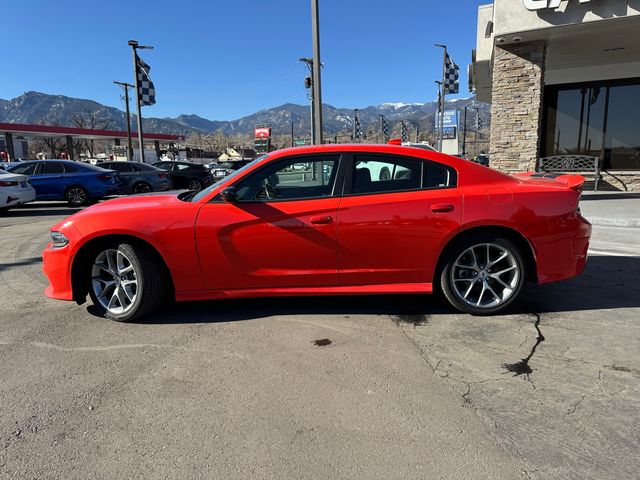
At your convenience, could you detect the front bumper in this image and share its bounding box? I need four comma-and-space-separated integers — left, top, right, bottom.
42, 224, 82, 301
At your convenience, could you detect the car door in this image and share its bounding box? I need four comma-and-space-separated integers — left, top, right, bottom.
109, 162, 135, 191
32, 161, 67, 199
195, 153, 344, 290
337, 153, 462, 286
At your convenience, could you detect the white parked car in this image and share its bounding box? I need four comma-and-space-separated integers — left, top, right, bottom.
0, 169, 36, 213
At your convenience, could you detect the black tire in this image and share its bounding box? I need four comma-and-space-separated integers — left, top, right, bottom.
87, 242, 166, 322
133, 182, 152, 194
186, 178, 203, 191
439, 235, 527, 316
0, 207, 8, 215
65, 185, 89, 206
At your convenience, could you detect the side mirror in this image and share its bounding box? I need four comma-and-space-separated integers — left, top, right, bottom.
220, 187, 237, 203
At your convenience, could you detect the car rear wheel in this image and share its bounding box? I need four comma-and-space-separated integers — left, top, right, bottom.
88, 242, 165, 322
133, 182, 152, 194
65, 185, 89, 206
440, 236, 526, 315
187, 178, 202, 191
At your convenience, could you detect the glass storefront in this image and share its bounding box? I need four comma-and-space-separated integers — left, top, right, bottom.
543, 79, 640, 170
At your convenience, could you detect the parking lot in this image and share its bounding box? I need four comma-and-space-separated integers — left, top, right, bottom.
1, 201, 639, 479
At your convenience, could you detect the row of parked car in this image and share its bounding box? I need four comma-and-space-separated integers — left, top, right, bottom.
0, 159, 217, 211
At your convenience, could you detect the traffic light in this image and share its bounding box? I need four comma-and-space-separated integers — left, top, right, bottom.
304, 76, 312, 89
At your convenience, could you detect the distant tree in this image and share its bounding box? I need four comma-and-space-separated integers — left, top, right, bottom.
71, 111, 112, 158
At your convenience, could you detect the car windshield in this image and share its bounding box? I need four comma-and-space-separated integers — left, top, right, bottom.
189, 155, 268, 202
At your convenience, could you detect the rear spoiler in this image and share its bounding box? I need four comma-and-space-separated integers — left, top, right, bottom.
512, 172, 585, 191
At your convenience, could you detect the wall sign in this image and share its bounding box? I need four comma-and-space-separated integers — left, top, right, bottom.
524, 0, 596, 11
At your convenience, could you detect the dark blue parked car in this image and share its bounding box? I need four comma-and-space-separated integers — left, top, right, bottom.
97, 161, 172, 194
7, 160, 120, 206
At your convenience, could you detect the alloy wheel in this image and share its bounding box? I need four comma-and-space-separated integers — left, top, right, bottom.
67, 187, 87, 205
450, 243, 520, 309
187, 179, 202, 191
91, 249, 139, 315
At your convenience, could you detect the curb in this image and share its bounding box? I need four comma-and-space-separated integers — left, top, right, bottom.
585, 217, 640, 228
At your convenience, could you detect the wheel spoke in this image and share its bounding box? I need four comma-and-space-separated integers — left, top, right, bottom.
488, 251, 508, 268
476, 283, 486, 306
492, 275, 512, 289
491, 265, 517, 277
464, 281, 476, 299
485, 282, 501, 302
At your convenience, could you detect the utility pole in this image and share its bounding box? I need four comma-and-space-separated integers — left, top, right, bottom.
435, 44, 447, 152
352, 109, 358, 141
300, 57, 315, 145
128, 40, 153, 162
310, 0, 323, 144
291, 121, 294, 147
462, 106, 468, 157
114, 81, 134, 161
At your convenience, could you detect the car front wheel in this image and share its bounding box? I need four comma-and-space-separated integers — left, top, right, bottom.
88, 242, 166, 322
440, 236, 526, 315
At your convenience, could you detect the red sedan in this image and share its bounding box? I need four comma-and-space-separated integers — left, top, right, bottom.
42, 144, 591, 321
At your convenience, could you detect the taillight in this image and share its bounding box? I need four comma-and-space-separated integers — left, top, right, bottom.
158, 173, 169, 179
0, 180, 19, 187
97, 174, 114, 181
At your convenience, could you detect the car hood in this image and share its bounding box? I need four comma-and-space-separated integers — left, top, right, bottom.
51, 191, 189, 230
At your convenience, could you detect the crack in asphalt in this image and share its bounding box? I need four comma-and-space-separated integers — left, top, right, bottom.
501, 314, 546, 387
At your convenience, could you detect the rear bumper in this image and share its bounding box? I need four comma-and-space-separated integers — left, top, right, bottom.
2, 188, 36, 207
533, 214, 592, 284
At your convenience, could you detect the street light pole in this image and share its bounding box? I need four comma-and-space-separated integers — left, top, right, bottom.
435, 44, 447, 152
462, 106, 468, 158
310, 0, 323, 145
474, 106, 480, 157
128, 40, 153, 162
114, 81, 134, 161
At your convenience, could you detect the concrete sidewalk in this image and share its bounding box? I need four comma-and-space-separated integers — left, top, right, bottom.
580, 192, 640, 228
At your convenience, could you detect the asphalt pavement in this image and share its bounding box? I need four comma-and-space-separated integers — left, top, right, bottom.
1, 200, 639, 480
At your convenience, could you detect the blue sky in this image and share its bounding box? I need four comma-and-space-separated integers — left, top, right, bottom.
2, 0, 487, 120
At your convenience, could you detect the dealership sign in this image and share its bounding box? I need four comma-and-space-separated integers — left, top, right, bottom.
524, 0, 598, 11
254, 127, 271, 138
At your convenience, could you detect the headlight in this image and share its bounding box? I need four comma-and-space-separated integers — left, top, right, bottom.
51, 231, 69, 248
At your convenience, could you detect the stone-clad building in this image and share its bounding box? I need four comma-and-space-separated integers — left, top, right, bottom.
469, 0, 640, 191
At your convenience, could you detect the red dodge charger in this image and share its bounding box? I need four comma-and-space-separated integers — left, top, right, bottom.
42, 144, 591, 321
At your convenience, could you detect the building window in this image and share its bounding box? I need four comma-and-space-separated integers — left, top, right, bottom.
543, 78, 640, 170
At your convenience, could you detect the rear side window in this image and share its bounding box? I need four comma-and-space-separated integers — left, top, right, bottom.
41, 162, 65, 174
424, 162, 456, 188
349, 154, 457, 195
108, 163, 134, 173
64, 163, 79, 173
351, 155, 422, 194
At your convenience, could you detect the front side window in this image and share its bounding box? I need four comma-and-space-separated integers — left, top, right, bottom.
234, 155, 340, 202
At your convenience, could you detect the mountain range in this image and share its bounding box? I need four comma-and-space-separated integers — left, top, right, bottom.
0, 91, 490, 138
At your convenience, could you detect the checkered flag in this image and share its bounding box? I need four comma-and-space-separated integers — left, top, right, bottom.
380, 115, 389, 140
401, 121, 408, 143
136, 54, 156, 106
444, 53, 459, 95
